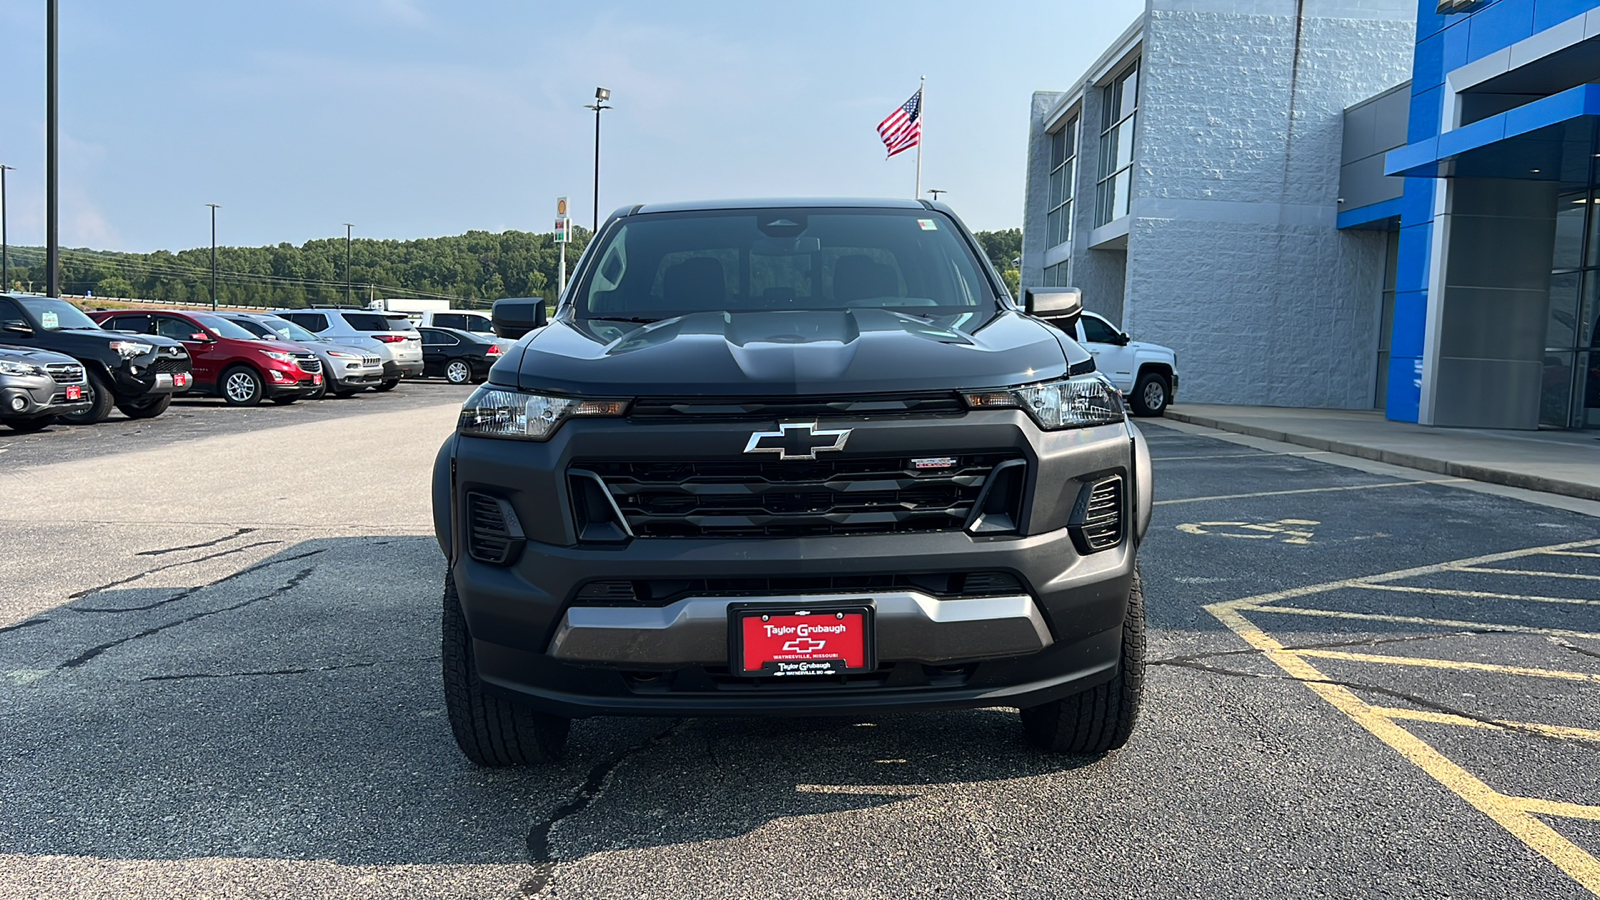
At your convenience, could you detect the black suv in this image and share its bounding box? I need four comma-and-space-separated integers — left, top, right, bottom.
0, 295, 192, 423
432, 200, 1152, 765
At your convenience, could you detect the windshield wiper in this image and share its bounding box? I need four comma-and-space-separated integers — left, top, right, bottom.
586, 316, 661, 324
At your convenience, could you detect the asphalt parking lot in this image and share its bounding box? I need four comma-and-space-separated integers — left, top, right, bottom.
2, 400, 1598, 899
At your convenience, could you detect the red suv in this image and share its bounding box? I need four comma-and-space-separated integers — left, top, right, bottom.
89, 310, 323, 406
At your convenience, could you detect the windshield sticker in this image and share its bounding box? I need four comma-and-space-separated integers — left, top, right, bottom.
40, 311, 59, 329
917, 219, 938, 231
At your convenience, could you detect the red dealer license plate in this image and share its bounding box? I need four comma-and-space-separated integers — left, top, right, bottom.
64, 385, 82, 400
173, 373, 189, 388
733, 604, 874, 677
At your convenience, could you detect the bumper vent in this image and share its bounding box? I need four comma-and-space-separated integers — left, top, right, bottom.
1068, 475, 1124, 554
466, 491, 524, 565
149, 356, 189, 375
629, 393, 965, 420
575, 454, 1020, 539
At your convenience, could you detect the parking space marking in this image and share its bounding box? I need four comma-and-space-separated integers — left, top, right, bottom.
1155, 478, 1465, 506
1363, 583, 1600, 607
1295, 649, 1600, 683
1150, 452, 1305, 461
1206, 537, 1600, 895
1456, 567, 1600, 582
1175, 519, 1319, 544
1370, 707, 1600, 744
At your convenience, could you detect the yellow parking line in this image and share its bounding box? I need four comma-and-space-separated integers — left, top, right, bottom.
1362, 583, 1600, 607
1155, 479, 1464, 506
1369, 706, 1600, 744
1548, 551, 1600, 559
1517, 798, 1600, 823
1453, 567, 1600, 582
1238, 604, 1600, 641
1295, 649, 1600, 683
1207, 602, 1600, 893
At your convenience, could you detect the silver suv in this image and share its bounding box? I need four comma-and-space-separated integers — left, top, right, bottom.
271, 308, 423, 390
0, 345, 90, 431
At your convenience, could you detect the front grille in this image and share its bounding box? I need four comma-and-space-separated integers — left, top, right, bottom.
46, 362, 84, 384
629, 393, 965, 420
573, 571, 1025, 607
1069, 475, 1124, 553
577, 453, 1018, 538
293, 354, 322, 374
466, 492, 523, 565
362, 355, 381, 367
148, 356, 189, 375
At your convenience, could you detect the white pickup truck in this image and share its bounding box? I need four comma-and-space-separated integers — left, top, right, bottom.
1071, 311, 1178, 417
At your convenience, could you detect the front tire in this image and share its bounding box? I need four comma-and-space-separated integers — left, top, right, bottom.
221, 366, 265, 407
58, 371, 116, 425
375, 378, 399, 392
1131, 371, 1169, 417
1020, 565, 1145, 755
2, 416, 54, 433
442, 573, 569, 766
445, 360, 473, 385
271, 395, 299, 405
116, 394, 171, 419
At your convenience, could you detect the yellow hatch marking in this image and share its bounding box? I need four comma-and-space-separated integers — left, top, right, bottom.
1155, 479, 1464, 506
1368, 707, 1600, 744
1359, 583, 1600, 606
1238, 604, 1600, 641
1293, 649, 1600, 683
1451, 567, 1600, 582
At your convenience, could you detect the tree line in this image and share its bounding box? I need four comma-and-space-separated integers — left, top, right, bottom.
2, 225, 1022, 308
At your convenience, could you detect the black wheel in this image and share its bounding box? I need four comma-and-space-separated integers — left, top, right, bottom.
1130, 371, 1169, 417
442, 572, 569, 766
58, 370, 116, 425
221, 366, 265, 407
116, 394, 171, 419
271, 395, 299, 405
375, 378, 400, 392
2, 416, 54, 433
333, 389, 359, 398
1020, 565, 1145, 755
444, 359, 473, 385
309, 381, 328, 400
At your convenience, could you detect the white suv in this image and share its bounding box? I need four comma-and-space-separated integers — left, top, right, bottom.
272, 309, 424, 390
1073, 311, 1178, 416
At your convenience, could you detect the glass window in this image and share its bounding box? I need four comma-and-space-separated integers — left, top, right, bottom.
1080, 314, 1120, 344
1096, 62, 1139, 227
1554, 195, 1586, 270
191, 313, 259, 340
342, 313, 402, 332
16, 297, 100, 331
1046, 116, 1077, 251
155, 316, 200, 342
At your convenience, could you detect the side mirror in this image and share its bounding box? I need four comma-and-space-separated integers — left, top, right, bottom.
1, 319, 32, 336
1022, 287, 1083, 329
189, 332, 213, 343
1114, 332, 1132, 346
492, 297, 548, 340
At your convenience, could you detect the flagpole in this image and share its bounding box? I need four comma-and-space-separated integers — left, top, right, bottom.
914, 76, 924, 200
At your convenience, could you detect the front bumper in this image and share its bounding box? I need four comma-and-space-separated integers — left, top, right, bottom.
439, 409, 1149, 718
0, 376, 90, 418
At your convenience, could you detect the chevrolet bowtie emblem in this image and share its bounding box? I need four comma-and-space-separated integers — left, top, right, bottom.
744, 421, 852, 460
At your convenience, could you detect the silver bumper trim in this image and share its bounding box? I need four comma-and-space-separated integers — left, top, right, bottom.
547, 591, 1052, 667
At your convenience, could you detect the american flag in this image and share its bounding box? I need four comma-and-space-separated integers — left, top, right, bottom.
877, 88, 922, 159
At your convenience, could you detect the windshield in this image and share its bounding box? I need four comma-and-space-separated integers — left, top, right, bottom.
18, 297, 100, 331
574, 208, 996, 321
345, 312, 413, 333
192, 313, 262, 341
258, 317, 320, 343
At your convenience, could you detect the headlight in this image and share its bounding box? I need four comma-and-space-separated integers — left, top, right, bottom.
109, 340, 153, 360
326, 351, 356, 359
458, 386, 628, 441
962, 373, 1125, 429
0, 360, 46, 377
261, 351, 293, 362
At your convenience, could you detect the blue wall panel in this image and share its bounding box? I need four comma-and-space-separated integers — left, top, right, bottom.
1467, 0, 1537, 58
1385, 356, 1423, 422
1442, 20, 1472, 71
1532, 0, 1596, 31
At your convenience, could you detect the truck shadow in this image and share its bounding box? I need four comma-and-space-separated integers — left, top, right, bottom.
0, 535, 1115, 869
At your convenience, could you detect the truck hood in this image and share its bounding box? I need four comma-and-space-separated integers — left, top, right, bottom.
512, 309, 1086, 396
24, 328, 186, 354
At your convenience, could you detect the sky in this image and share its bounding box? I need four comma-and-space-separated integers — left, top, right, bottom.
0, 0, 1146, 254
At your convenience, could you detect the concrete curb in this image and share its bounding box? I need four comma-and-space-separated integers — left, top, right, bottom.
1164, 408, 1600, 503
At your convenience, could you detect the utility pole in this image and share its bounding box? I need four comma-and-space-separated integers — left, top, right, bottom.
46, 0, 59, 297
206, 204, 220, 310
343, 223, 353, 305
584, 88, 612, 234
1, 165, 13, 293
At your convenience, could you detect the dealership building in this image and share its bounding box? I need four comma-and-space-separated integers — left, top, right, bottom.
1023, 0, 1600, 429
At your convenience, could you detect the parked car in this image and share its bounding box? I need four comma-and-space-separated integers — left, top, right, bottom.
0, 294, 192, 424
1070, 311, 1178, 417
416, 309, 495, 334
0, 345, 90, 431
220, 312, 384, 398
419, 326, 501, 384
271, 308, 424, 390
432, 198, 1153, 766
89, 309, 322, 407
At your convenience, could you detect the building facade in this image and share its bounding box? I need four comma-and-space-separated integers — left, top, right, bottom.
1023, 0, 1418, 409
1350, 0, 1600, 430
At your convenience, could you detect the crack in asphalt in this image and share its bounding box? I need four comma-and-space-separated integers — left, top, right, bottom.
134, 527, 258, 556
59, 562, 320, 670
1550, 636, 1600, 663
67, 540, 286, 602
140, 660, 378, 681
0, 618, 49, 636
521, 719, 690, 898
1153, 657, 1600, 748
70, 547, 317, 614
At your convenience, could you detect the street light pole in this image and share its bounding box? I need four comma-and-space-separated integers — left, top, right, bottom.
206, 203, 220, 311
1, 165, 14, 293
46, 0, 59, 297
343, 223, 353, 305
584, 87, 612, 234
